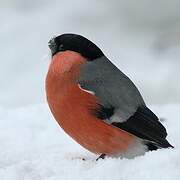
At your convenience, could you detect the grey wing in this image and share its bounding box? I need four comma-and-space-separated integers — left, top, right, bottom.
79, 56, 145, 121
78, 56, 173, 149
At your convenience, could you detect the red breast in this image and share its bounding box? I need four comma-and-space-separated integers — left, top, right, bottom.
46, 51, 135, 155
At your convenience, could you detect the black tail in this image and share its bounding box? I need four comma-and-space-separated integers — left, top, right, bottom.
146, 139, 174, 151
112, 106, 174, 150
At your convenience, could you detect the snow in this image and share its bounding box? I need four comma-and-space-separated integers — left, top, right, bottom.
0, 103, 179, 180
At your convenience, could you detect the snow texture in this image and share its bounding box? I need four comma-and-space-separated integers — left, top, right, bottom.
0, 103, 179, 180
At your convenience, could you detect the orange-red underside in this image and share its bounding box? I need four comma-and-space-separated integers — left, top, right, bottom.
46, 51, 135, 155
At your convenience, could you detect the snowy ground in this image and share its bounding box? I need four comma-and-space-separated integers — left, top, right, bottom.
0, 103, 179, 180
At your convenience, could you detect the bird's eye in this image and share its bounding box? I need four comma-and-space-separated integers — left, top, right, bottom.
59, 44, 64, 51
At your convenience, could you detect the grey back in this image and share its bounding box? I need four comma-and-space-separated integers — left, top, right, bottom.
78, 56, 145, 121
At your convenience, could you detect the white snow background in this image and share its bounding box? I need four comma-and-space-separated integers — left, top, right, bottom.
0, 104, 179, 180
0, 0, 180, 179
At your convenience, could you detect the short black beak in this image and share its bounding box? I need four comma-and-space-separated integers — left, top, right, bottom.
48, 37, 58, 56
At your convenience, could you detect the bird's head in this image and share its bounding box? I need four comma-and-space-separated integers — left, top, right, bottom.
48, 33, 104, 61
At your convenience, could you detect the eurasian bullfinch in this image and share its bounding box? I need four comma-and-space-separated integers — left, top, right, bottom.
46, 33, 173, 160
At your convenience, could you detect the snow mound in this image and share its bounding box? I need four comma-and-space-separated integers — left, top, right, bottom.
0, 104, 179, 180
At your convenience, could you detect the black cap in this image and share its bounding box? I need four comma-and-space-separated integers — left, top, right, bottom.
48, 33, 104, 60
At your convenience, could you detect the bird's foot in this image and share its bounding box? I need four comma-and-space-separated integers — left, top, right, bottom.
70, 156, 86, 161
96, 154, 106, 161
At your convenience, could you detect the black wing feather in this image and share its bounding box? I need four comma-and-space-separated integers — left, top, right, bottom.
94, 105, 115, 119
111, 106, 173, 148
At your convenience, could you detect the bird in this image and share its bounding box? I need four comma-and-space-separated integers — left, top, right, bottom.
46, 33, 173, 160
